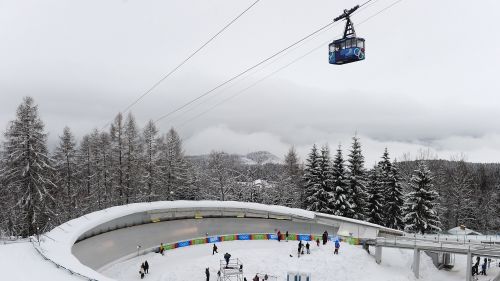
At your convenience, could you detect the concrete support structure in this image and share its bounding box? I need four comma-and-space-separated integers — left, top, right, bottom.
412, 248, 420, 279
466, 252, 472, 281
375, 246, 383, 264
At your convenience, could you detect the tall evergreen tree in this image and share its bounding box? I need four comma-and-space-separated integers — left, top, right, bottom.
123, 113, 143, 203
404, 161, 441, 234
0, 97, 56, 236
302, 145, 321, 211
365, 166, 385, 225
330, 145, 351, 216
346, 136, 367, 220
110, 113, 126, 205
308, 145, 333, 214
385, 160, 404, 229
160, 128, 189, 200
53, 127, 78, 220
142, 120, 162, 201
283, 146, 302, 208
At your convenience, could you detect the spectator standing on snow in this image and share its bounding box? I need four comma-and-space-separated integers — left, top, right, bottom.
488, 258, 491, 269
253, 274, 260, 281
481, 258, 487, 275
224, 253, 231, 267
334, 240, 340, 255
159, 243, 165, 255
286, 231, 289, 242
277, 230, 281, 242
322, 231, 328, 245
139, 263, 145, 279
472, 256, 480, 276
144, 260, 149, 274
213, 244, 218, 255
316, 237, 320, 247
206, 268, 210, 281
306, 242, 310, 254
297, 241, 303, 257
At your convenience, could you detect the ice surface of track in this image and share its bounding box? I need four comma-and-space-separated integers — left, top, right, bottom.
102, 240, 500, 281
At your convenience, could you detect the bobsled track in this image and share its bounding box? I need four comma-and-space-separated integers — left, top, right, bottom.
34, 201, 402, 281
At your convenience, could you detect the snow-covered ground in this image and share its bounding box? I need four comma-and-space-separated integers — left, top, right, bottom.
0, 242, 82, 281
102, 240, 500, 281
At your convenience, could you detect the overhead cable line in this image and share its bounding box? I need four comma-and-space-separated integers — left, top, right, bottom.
154, 0, 378, 124
176, 0, 405, 128
169, 0, 382, 123
100, 0, 261, 130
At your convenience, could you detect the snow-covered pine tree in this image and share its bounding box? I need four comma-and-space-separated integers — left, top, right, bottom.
346, 135, 368, 220
0, 97, 57, 236
110, 113, 126, 205
160, 128, 189, 200
123, 113, 143, 203
365, 165, 385, 225
404, 161, 441, 234
283, 146, 302, 208
77, 134, 97, 213
308, 145, 333, 214
141, 120, 162, 201
302, 145, 321, 211
384, 160, 404, 229
330, 145, 351, 216
98, 131, 113, 208
53, 126, 78, 220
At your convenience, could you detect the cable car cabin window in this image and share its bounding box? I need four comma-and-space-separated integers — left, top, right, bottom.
329, 44, 335, 52
357, 40, 364, 48
346, 40, 351, 48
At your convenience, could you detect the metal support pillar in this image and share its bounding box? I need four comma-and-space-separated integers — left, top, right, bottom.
413, 248, 420, 278
375, 246, 382, 264
466, 252, 472, 281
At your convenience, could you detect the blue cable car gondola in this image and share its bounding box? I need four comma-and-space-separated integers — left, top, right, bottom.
329, 5, 365, 65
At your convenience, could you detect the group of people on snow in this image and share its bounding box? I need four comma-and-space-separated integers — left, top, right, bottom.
472, 256, 492, 276
139, 261, 149, 279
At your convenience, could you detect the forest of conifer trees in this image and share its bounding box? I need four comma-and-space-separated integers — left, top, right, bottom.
1, 97, 499, 237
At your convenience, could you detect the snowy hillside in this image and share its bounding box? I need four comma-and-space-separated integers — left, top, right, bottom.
187, 151, 282, 165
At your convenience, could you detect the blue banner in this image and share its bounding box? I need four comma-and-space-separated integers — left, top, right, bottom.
208, 236, 220, 243
177, 240, 190, 247
237, 234, 250, 240
268, 234, 278, 240
298, 234, 311, 241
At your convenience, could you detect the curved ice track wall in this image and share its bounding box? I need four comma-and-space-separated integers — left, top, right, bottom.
40, 201, 402, 281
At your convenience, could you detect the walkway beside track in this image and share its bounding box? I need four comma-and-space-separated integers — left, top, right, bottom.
367, 236, 500, 281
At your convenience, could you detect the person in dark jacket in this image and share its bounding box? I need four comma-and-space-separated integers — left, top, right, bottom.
205, 267, 210, 281
306, 242, 310, 254
213, 244, 218, 255
144, 260, 149, 274
297, 241, 303, 257
224, 253, 231, 267
285, 231, 289, 242
253, 274, 260, 281
316, 237, 320, 247
322, 231, 328, 245
472, 256, 480, 276
139, 263, 145, 279
277, 230, 281, 242
481, 257, 487, 275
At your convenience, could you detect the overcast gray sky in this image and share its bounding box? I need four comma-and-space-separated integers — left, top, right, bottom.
1, 0, 499, 164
